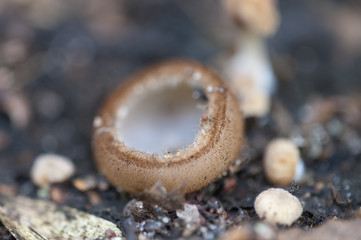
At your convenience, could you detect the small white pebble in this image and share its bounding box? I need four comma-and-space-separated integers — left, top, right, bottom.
254, 188, 303, 226
264, 138, 304, 185
161, 217, 169, 224
31, 153, 75, 187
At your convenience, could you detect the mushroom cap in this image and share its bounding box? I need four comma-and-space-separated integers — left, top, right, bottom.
223, 0, 280, 36
264, 138, 301, 185
254, 188, 303, 226
92, 60, 244, 193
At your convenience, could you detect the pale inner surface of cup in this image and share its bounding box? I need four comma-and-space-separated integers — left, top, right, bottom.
115, 82, 207, 156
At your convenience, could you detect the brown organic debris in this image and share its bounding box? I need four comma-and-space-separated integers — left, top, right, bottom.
138, 180, 186, 212
73, 175, 98, 192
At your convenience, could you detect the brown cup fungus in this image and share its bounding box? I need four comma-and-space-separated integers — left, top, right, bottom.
93, 60, 244, 193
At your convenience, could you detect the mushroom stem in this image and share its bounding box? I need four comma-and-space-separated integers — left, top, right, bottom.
224, 31, 276, 117
221, 0, 280, 117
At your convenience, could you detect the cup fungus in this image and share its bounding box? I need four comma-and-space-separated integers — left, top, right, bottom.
93, 60, 244, 193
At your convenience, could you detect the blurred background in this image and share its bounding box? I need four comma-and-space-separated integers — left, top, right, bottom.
0, 0, 361, 194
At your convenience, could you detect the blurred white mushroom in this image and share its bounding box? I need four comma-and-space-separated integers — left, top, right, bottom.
223, 0, 279, 37
224, 33, 275, 117
221, 0, 280, 117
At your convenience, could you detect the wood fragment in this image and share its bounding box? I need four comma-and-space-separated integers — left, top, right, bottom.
0, 194, 123, 240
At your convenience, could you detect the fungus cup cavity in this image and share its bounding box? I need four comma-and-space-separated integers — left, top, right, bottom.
93, 60, 244, 193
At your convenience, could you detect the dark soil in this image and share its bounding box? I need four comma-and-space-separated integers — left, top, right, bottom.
1, 0, 361, 239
